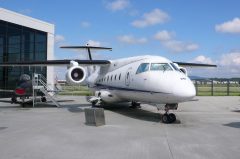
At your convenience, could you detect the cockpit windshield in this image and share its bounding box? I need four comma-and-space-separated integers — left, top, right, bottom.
150, 63, 173, 71
136, 63, 150, 74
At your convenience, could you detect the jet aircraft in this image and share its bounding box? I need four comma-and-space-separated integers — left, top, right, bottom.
0, 46, 216, 123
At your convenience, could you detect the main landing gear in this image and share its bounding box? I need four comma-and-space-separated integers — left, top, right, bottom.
11, 96, 17, 104
161, 104, 177, 124
130, 101, 141, 109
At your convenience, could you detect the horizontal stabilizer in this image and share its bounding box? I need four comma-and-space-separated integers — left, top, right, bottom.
60, 46, 112, 50
60, 45, 112, 60
0, 60, 111, 67
174, 62, 217, 67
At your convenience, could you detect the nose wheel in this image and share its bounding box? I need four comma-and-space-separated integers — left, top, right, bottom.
160, 104, 178, 124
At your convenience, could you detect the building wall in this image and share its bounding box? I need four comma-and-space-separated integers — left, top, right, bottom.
47, 33, 54, 87
0, 8, 55, 97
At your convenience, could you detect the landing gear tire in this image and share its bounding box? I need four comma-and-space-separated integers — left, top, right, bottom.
91, 101, 97, 107
162, 114, 170, 124
11, 97, 17, 104
169, 113, 176, 123
162, 113, 176, 123
41, 97, 47, 102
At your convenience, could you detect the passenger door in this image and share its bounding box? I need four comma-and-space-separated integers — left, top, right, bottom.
125, 68, 132, 86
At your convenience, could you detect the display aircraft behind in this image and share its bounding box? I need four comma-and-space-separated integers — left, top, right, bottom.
0, 74, 47, 105
0, 46, 216, 123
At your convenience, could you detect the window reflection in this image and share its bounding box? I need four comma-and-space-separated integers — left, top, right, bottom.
0, 20, 47, 96
150, 63, 173, 71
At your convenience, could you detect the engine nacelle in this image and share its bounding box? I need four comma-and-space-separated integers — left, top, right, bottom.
179, 67, 188, 76
66, 66, 87, 84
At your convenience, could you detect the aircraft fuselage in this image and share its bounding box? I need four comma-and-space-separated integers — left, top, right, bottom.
88, 55, 196, 104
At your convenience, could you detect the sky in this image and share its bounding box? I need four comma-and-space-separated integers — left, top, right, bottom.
1, 0, 240, 78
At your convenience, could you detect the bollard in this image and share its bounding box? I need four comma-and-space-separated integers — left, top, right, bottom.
84, 108, 105, 126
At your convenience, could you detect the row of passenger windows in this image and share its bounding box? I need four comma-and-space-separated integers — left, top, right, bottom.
97, 63, 180, 83
136, 63, 180, 74
98, 73, 122, 83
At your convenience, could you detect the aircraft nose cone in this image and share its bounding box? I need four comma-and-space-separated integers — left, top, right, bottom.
173, 78, 196, 101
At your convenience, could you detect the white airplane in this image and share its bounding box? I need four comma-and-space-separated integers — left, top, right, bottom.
0, 46, 216, 123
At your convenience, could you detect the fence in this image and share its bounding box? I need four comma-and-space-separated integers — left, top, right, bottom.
194, 80, 240, 96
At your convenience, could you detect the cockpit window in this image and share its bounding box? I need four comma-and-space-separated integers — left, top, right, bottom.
150, 63, 173, 71
136, 63, 149, 74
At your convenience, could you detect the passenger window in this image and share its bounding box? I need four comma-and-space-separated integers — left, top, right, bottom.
107, 76, 109, 81
115, 75, 117, 80
150, 63, 173, 71
111, 75, 113, 81
119, 74, 121, 80
136, 63, 149, 74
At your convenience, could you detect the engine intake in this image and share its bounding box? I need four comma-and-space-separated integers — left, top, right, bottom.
66, 66, 87, 84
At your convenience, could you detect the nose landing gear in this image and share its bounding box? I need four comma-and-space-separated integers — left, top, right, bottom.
162, 113, 176, 123
161, 104, 178, 124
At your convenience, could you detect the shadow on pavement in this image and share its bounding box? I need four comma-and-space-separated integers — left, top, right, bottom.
61, 104, 92, 113
223, 122, 240, 129
102, 104, 161, 122
232, 110, 240, 113
103, 104, 181, 124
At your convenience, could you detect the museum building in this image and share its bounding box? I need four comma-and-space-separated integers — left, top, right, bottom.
0, 8, 55, 97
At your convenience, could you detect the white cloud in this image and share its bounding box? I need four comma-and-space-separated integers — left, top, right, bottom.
80, 21, 91, 28
189, 52, 240, 77
131, 9, 169, 28
154, 30, 174, 41
192, 55, 214, 64
215, 18, 240, 34
163, 40, 199, 53
106, 0, 130, 11
118, 35, 148, 44
55, 35, 65, 43
86, 40, 101, 47
219, 52, 240, 66
154, 30, 199, 53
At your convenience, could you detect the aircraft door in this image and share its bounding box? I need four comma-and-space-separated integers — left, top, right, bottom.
125, 68, 132, 86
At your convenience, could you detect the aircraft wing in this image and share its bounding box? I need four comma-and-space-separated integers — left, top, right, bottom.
173, 62, 217, 67
0, 60, 111, 67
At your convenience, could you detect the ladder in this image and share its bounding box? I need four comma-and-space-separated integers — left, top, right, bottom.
32, 73, 60, 107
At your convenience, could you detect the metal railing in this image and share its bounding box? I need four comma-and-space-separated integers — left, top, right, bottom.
32, 73, 60, 107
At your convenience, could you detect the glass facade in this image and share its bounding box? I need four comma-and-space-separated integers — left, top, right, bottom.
0, 20, 47, 97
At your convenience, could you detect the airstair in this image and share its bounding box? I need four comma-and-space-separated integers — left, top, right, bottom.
32, 73, 60, 107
